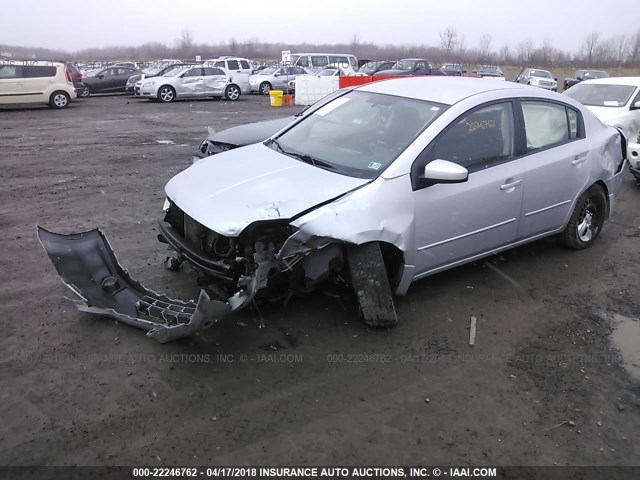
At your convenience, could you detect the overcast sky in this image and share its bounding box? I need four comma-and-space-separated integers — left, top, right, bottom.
3, 0, 637, 54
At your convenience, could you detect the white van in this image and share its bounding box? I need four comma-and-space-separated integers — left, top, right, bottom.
0, 60, 77, 108
289, 53, 358, 73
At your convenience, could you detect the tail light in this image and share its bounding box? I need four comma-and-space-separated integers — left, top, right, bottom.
65, 68, 72, 83
75, 72, 82, 79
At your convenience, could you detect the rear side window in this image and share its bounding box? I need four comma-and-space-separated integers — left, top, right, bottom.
23, 66, 57, 78
214, 61, 224, 68
432, 102, 515, 170
227, 60, 239, 70
239, 60, 250, 69
522, 101, 576, 150
311, 56, 329, 68
0, 65, 23, 78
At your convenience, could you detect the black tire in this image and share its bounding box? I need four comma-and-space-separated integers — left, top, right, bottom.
347, 242, 398, 328
48, 91, 70, 109
224, 84, 241, 101
157, 85, 176, 103
80, 87, 90, 98
559, 185, 607, 250
259, 82, 272, 95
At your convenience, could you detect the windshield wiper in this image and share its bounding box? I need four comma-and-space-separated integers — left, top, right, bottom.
267, 139, 336, 170
283, 151, 336, 170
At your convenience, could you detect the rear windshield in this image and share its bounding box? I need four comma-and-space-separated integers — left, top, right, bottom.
564, 83, 636, 107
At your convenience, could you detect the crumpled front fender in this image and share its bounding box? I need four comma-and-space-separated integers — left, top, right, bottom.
37, 227, 231, 343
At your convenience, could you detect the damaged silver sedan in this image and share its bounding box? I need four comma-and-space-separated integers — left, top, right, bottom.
40, 77, 628, 342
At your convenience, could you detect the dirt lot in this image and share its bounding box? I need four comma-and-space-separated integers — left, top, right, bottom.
1, 93, 639, 468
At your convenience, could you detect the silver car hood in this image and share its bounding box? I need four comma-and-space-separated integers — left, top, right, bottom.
165, 143, 369, 237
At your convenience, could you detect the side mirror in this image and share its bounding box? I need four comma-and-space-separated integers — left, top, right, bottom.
421, 160, 469, 185
631, 101, 640, 110
628, 142, 640, 160
98, 74, 104, 79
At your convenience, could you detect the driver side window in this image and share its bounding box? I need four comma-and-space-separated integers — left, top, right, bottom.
183, 68, 202, 77
431, 102, 515, 171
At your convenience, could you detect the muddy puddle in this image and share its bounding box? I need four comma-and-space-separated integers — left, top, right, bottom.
611, 313, 640, 381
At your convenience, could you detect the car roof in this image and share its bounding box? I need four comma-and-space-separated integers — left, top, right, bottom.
580, 76, 640, 87
356, 76, 531, 105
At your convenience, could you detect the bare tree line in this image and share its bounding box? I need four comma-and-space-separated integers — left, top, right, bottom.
2, 28, 640, 68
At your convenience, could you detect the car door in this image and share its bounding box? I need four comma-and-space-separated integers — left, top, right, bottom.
0, 64, 25, 104
95, 68, 115, 93
412, 101, 525, 276
176, 67, 204, 97
114, 68, 135, 91
273, 67, 288, 88
202, 68, 227, 96
516, 100, 591, 239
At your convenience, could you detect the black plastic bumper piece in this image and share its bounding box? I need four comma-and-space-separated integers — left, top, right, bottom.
37, 226, 231, 343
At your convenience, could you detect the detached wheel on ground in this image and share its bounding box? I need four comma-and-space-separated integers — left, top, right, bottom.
224, 84, 241, 101
158, 85, 176, 103
347, 242, 398, 328
49, 91, 70, 109
559, 184, 607, 249
259, 82, 272, 95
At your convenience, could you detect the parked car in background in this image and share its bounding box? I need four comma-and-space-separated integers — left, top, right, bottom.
563, 70, 609, 91
289, 53, 358, 73
39, 77, 627, 342
135, 65, 249, 102
441, 63, 465, 76
515, 68, 557, 91
203, 57, 253, 75
473, 65, 505, 80
194, 89, 350, 161
112, 61, 138, 69
358, 60, 396, 75
0, 60, 76, 108
374, 58, 446, 76
66, 63, 85, 96
126, 61, 197, 93
81, 66, 140, 96
249, 66, 311, 94
563, 77, 640, 180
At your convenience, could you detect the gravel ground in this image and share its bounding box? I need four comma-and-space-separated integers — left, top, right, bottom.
1, 93, 639, 467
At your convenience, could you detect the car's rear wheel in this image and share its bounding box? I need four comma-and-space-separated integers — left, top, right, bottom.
259, 82, 272, 95
559, 185, 607, 250
158, 86, 176, 103
80, 87, 90, 98
347, 242, 398, 328
224, 84, 241, 101
49, 91, 70, 109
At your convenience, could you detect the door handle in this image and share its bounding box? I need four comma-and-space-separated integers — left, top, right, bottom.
500, 179, 522, 191
571, 155, 587, 166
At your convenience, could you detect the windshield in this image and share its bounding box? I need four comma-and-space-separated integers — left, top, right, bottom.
270, 91, 446, 179
479, 67, 501, 74
259, 67, 278, 75
162, 65, 189, 77
531, 70, 552, 78
564, 83, 636, 107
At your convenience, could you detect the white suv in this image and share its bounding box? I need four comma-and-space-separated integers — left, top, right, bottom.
203, 57, 253, 75
0, 60, 77, 108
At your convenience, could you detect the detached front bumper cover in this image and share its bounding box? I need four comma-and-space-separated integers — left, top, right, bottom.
37, 227, 231, 343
